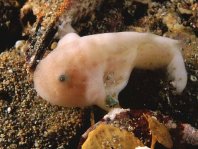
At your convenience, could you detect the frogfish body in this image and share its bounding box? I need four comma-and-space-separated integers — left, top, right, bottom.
33, 32, 187, 110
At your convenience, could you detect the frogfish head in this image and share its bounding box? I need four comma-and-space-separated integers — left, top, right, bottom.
33, 43, 90, 107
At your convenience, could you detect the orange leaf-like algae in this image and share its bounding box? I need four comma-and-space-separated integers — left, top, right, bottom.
145, 114, 173, 149
82, 123, 144, 149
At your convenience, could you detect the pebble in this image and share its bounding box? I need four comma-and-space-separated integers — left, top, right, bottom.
0, 134, 5, 138
15, 40, 25, 49
51, 41, 58, 50
8, 69, 13, 73
177, 3, 192, 15
190, 75, 197, 82
7, 107, 11, 113
34, 141, 39, 147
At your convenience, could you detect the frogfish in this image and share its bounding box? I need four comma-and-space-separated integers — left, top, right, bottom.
33, 32, 187, 110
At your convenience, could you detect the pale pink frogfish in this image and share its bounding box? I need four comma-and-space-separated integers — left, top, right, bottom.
33, 32, 187, 110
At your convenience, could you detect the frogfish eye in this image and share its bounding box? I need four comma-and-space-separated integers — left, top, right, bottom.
59, 74, 68, 82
